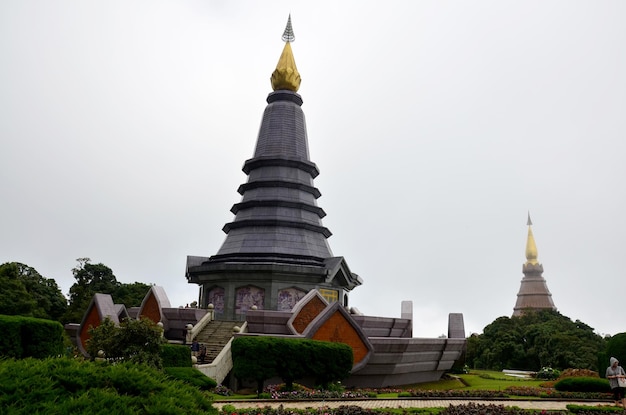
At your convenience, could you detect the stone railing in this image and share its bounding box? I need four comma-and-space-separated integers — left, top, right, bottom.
185, 305, 215, 343
194, 321, 247, 385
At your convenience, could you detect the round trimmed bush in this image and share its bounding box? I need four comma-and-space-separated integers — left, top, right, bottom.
554, 376, 610, 393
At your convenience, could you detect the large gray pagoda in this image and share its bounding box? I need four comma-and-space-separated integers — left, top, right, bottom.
512, 214, 557, 316
186, 18, 362, 320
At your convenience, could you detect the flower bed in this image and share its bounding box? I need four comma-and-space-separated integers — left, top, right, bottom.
216, 382, 613, 402
263, 384, 374, 400
504, 386, 612, 400
401, 389, 508, 398
219, 403, 618, 415
258, 385, 611, 401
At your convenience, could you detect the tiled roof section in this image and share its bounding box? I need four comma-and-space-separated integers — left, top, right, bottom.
127, 307, 140, 319
114, 304, 129, 320
215, 89, 333, 261
91, 293, 120, 324
324, 256, 363, 290
152, 286, 172, 308
216, 226, 332, 259
254, 100, 309, 159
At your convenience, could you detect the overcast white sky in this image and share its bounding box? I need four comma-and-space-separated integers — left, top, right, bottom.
1, 1, 625, 338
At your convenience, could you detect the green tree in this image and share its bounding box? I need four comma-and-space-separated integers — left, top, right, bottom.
601, 332, 626, 377
113, 281, 152, 308
64, 259, 152, 324
64, 258, 120, 323
0, 263, 36, 316
0, 262, 67, 321
86, 317, 164, 368
467, 310, 605, 371
14, 263, 67, 321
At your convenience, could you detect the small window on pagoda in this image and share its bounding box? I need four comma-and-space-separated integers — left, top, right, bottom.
319, 289, 338, 304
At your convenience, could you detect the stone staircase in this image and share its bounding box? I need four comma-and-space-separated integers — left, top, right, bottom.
194, 320, 243, 364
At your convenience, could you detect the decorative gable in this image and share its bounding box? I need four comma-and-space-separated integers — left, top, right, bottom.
324, 257, 363, 290
138, 286, 171, 326
77, 293, 120, 357
287, 291, 373, 372
302, 302, 372, 371
287, 290, 328, 334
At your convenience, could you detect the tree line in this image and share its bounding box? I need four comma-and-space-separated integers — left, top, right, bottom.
0, 258, 151, 324
0, 258, 615, 374
465, 309, 607, 372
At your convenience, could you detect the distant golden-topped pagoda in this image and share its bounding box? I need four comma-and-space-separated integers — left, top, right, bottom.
512, 213, 557, 316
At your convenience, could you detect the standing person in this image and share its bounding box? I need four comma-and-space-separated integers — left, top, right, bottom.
191, 340, 200, 357
198, 345, 207, 364
606, 357, 626, 407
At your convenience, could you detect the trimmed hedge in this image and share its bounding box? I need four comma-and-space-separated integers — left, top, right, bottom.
555, 376, 611, 393
567, 404, 624, 413
161, 343, 192, 367
0, 314, 64, 358
232, 336, 353, 392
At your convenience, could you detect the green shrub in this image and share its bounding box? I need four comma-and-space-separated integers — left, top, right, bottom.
161, 343, 191, 367
567, 404, 624, 413
323, 381, 345, 393
221, 404, 236, 413
232, 336, 353, 394
305, 339, 353, 389
554, 376, 610, 392
535, 366, 560, 380
0, 315, 23, 357
232, 336, 277, 394
164, 367, 216, 390
0, 357, 217, 414
86, 317, 163, 368
21, 317, 65, 358
0, 315, 64, 358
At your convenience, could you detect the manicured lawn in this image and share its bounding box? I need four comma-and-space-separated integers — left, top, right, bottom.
457, 370, 545, 391
393, 378, 466, 392
213, 370, 549, 400
381, 370, 544, 393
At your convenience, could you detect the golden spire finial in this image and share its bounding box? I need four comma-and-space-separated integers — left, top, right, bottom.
271, 14, 301, 92
525, 212, 539, 265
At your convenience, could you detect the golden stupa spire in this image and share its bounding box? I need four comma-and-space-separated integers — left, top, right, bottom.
271, 14, 301, 92
525, 212, 539, 265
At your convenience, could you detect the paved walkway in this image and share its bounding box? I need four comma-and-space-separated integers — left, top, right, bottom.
214, 399, 615, 411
